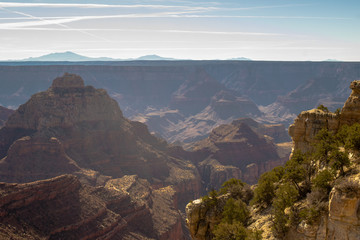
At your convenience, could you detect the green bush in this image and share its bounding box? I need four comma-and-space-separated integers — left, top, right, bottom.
251, 170, 280, 207
299, 207, 322, 225
312, 169, 334, 192
317, 104, 329, 112
329, 149, 350, 176
220, 178, 253, 203
222, 198, 249, 225
213, 222, 248, 240
272, 183, 299, 238
313, 128, 337, 164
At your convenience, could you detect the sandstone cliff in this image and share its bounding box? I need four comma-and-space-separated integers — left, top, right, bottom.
187, 80, 360, 240
289, 79, 360, 153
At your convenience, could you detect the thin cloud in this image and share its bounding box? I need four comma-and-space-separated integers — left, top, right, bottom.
0, 2, 216, 11
0, 25, 284, 37
0, 7, 111, 42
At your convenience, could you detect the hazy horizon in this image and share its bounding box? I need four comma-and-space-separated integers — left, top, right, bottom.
0, 0, 359, 61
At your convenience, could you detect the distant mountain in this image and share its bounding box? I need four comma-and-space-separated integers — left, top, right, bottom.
135, 54, 176, 61
323, 59, 342, 62
19, 52, 178, 62
228, 57, 252, 61
23, 51, 114, 61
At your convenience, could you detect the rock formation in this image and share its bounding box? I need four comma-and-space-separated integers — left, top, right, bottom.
0, 61, 359, 143
289, 80, 360, 153
187, 80, 360, 240
0, 136, 80, 183
0, 74, 200, 204
190, 119, 287, 185
0, 106, 13, 128
185, 196, 228, 240
285, 173, 360, 240
0, 73, 202, 240
0, 174, 186, 240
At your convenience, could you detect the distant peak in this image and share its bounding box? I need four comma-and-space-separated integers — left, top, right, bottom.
52, 73, 85, 88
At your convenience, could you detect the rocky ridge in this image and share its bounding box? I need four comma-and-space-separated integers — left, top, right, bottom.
0, 73, 200, 239
189, 119, 289, 185
186, 79, 360, 240
0, 174, 184, 240
289, 79, 360, 153
0, 73, 200, 195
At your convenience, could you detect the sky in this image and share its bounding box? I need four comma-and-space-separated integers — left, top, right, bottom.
0, 0, 359, 61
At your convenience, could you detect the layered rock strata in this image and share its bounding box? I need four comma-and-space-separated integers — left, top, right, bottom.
289, 79, 360, 153
0, 73, 201, 206
0, 174, 185, 240
286, 173, 360, 240
191, 120, 286, 184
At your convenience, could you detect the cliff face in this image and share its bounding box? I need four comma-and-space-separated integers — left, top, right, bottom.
284, 80, 360, 240
289, 79, 360, 153
191, 119, 287, 185
0, 106, 13, 128
1, 61, 359, 144
0, 136, 80, 183
286, 173, 360, 240
0, 73, 201, 239
0, 73, 200, 196
0, 174, 186, 240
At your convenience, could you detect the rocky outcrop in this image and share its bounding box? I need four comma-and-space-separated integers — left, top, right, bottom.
288, 109, 338, 153
0, 136, 80, 183
1, 62, 359, 143
286, 174, 360, 240
191, 120, 286, 184
136, 92, 262, 144
289, 80, 360, 153
197, 158, 242, 192
340, 80, 360, 126
0, 174, 188, 239
0, 74, 200, 195
0, 73, 202, 239
0, 106, 13, 128
186, 196, 229, 240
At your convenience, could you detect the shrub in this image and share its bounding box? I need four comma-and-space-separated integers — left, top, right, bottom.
317, 104, 329, 112
345, 123, 360, 151
213, 222, 248, 240
272, 183, 299, 238
329, 149, 350, 176
299, 207, 322, 225
313, 128, 337, 164
222, 198, 249, 225
312, 169, 334, 193
251, 171, 279, 207
201, 189, 219, 209
220, 178, 253, 203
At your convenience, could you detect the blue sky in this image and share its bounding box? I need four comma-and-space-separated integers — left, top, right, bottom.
0, 0, 359, 61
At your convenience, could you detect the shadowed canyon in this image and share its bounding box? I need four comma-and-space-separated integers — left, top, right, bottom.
0, 61, 360, 239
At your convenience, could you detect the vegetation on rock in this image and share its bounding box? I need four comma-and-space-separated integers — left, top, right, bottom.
194, 121, 359, 239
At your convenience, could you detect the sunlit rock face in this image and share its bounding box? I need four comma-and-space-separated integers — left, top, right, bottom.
340, 80, 360, 126
289, 80, 360, 154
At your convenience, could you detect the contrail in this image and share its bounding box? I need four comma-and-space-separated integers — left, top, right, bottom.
0, 6, 111, 42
